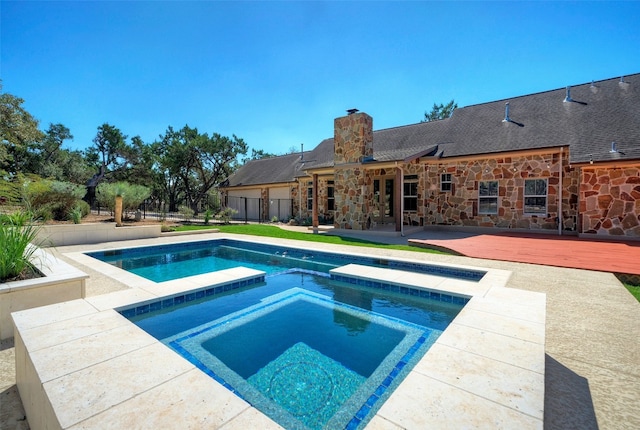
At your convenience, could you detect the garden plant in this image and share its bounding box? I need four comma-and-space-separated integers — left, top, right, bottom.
0, 213, 42, 282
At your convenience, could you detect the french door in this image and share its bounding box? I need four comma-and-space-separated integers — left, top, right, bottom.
373, 178, 394, 224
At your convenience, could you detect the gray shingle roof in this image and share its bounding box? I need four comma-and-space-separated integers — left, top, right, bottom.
434, 74, 640, 164
224, 74, 639, 187
223, 152, 307, 187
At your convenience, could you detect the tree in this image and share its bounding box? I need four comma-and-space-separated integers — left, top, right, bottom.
422, 99, 458, 122
116, 135, 156, 185
157, 125, 247, 214
0, 84, 44, 175
154, 127, 187, 212
36, 123, 82, 180
41, 123, 73, 163
54, 149, 94, 185
242, 148, 277, 164
86, 123, 128, 181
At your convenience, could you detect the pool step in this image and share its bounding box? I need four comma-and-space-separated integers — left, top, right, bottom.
330, 264, 482, 301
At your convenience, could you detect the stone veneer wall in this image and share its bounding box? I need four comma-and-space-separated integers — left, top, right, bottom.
333, 113, 374, 230
580, 166, 640, 237
291, 184, 300, 219
422, 152, 579, 231
316, 177, 334, 223
334, 167, 373, 230
297, 177, 334, 223
403, 161, 425, 226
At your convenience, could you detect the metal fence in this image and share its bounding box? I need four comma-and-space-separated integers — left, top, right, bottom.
91, 197, 294, 224
226, 196, 293, 223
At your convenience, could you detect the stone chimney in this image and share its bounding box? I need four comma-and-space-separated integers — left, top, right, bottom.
334, 111, 373, 165
333, 111, 374, 230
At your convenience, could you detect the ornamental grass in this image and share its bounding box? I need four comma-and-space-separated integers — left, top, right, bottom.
0, 214, 41, 281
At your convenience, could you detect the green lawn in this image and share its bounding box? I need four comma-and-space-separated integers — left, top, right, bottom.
624, 283, 640, 301
173, 223, 449, 254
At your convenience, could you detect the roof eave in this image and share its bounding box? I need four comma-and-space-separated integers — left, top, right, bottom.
403, 145, 439, 163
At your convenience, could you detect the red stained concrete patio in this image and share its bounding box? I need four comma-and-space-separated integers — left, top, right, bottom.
409, 232, 640, 276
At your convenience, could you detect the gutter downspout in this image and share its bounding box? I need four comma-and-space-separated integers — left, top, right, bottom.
558, 147, 563, 236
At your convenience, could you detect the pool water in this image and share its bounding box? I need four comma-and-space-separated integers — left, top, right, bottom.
88, 238, 485, 282
127, 272, 463, 429
100, 244, 336, 281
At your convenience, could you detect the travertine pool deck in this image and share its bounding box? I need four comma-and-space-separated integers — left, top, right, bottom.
11, 234, 545, 429
3, 230, 639, 429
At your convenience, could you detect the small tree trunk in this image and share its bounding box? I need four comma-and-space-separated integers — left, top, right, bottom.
115, 195, 123, 227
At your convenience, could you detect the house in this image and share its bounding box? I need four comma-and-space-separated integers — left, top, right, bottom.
220, 74, 640, 239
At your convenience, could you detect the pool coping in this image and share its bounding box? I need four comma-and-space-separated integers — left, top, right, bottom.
11, 236, 545, 429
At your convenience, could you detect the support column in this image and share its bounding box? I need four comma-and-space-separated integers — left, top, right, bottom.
262, 188, 269, 222
395, 167, 402, 232
312, 173, 319, 233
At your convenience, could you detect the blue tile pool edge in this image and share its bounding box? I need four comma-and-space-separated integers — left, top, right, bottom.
116, 273, 266, 318
116, 268, 470, 319
330, 273, 470, 306
166, 288, 441, 430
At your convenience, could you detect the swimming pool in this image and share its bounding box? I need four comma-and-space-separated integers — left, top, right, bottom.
123, 271, 464, 429
16, 236, 543, 429
87, 238, 486, 282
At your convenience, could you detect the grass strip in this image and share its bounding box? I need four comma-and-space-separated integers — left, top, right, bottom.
172, 223, 448, 255
624, 283, 640, 302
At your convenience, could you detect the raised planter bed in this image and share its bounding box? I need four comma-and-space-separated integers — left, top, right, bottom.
0, 247, 89, 340
36, 223, 162, 247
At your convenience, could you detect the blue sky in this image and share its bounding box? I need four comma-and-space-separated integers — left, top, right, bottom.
2, 1, 639, 156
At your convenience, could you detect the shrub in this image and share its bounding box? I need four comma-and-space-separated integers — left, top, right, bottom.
0, 175, 27, 205
23, 179, 87, 221
96, 182, 151, 217
0, 215, 42, 281
0, 211, 30, 226
33, 206, 53, 222
271, 215, 279, 223
69, 207, 83, 224
75, 200, 91, 218
204, 208, 213, 225
217, 207, 238, 224
179, 205, 194, 222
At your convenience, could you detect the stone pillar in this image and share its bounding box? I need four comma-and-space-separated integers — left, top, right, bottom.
261, 188, 269, 222
333, 112, 373, 230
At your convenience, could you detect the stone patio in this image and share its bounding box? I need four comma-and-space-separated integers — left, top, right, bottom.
1, 230, 639, 429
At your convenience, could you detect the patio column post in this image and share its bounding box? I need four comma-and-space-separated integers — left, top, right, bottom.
312, 173, 319, 233
395, 167, 402, 232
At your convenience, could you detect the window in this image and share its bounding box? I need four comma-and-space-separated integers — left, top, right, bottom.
403, 175, 418, 211
441, 173, 452, 192
327, 181, 335, 211
478, 180, 498, 214
307, 181, 313, 211
524, 179, 547, 215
